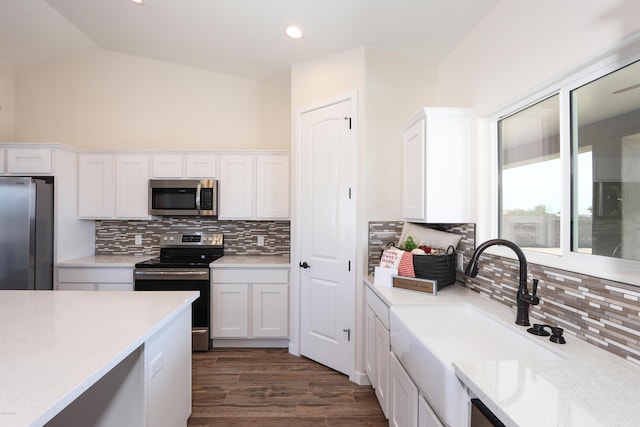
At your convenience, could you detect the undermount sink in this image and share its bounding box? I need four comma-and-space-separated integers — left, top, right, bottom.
390, 303, 564, 427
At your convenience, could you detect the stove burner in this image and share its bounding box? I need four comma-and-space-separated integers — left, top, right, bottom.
134, 233, 224, 269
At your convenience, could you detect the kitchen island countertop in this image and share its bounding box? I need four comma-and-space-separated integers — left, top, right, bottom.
0, 290, 197, 427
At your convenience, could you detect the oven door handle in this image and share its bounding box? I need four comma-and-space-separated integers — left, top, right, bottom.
134, 269, 210, 281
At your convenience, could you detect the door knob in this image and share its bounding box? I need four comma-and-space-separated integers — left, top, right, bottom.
299, 261, 310, 269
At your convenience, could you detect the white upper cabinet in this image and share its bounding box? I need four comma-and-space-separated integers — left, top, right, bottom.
0, 149, 5, 174
151, 154, 183, 178
256, 154, 290, 219
219, 154, 254, 219
151, 153, 217, 178
6, 147, 52, 174
78, 154, 115, 218
218, 153, 290, 220
78, 153, 149, 219
115, 154, 149, 218
185, 154, 217, 178
402, 108, 471, 223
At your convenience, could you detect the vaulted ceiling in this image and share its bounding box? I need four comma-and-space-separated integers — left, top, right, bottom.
0, 0, 498, 83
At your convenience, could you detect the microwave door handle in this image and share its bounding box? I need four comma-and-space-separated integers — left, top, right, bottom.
195, 182, 202, 214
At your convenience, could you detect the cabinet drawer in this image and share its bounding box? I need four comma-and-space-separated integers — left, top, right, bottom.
57, 268, 132, 284
366, 286, 390, 329
211, 268, 288, 284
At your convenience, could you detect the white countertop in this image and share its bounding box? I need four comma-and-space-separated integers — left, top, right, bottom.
0, 290, 198, 427
366, 279, 640, 427
56, 254, 154, 267
211, 255, 290, 268
56, 254, 290, 269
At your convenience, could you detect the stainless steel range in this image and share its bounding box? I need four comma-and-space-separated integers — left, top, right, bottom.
134, 233, 224, 351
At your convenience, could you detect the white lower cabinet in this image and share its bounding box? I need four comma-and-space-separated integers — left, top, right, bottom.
365, 287, 390, 418
56, 267, 134, 291
211, 283, 249, 337
211, 268, 289, 339
366, 284, 447, 427
390, 352, 419, 427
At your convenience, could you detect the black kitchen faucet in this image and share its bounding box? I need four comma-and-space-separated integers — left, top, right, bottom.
464, 239, 540, 326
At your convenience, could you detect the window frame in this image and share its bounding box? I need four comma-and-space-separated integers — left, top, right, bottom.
487, 41, 640, 286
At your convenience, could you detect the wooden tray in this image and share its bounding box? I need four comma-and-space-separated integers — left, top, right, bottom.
392, 276, 438, 295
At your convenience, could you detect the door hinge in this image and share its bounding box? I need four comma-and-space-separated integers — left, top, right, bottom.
343, 328, 351, 341
348, 187, 352, 199
348, 260, 351, 272
344, 116, 352, 129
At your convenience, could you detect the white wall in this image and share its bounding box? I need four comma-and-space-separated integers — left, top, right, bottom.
439, 0, 640, 114
438, 0, 640, 242
0, 62, 15, 140
13, 50, 290, 150
364, 49, 439, 221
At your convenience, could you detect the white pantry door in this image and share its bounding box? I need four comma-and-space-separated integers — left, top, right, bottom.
299, 97, 356, 376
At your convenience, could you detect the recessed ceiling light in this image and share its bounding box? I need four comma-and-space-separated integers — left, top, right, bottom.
285, 26, 302, 39
130, 0, 144, 4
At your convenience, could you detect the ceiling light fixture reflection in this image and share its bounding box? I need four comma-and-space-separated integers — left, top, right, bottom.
285, 26, 302, 39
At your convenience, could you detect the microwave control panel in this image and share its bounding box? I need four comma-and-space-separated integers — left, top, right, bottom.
201, 188, 214, 210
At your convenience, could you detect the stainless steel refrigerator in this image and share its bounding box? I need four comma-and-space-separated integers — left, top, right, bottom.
0, 177, 54, 290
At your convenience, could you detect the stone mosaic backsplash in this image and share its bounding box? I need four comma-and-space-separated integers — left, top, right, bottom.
96, 218, 290, 256
368, 221, 640, 365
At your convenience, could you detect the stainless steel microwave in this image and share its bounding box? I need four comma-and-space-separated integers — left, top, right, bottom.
149, 179, 218, 216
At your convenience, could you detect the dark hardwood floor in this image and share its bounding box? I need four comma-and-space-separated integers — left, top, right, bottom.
188, 348, 388, 427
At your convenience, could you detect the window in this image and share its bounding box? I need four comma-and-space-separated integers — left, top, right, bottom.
494, 51, 640, 282
498, 95, 561, 254
571, 59, 640, 261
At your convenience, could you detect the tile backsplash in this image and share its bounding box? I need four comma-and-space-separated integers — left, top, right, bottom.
368, 221, 640, 365
96, 218, 290, 256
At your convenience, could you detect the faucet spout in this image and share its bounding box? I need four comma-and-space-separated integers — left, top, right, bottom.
464, 239, 539, 326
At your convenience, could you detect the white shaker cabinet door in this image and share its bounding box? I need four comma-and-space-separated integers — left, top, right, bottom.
115, 154, 150, 218
185, 154, 217, 178
251, 284, 288, 337
151, 154, 183, 178
375, 316, 390, 418
402, 119, 426, 221
255, 154, 289, 219
211, 283, 249, 337
78, 154, 115, 218
218, 154, 254, 219
389, 352, 419, 427
7, 147, 52, 174
401, 108, 471, 223
365, 304, 377, 388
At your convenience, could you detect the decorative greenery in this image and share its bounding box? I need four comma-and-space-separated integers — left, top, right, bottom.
402, 236, 417, 252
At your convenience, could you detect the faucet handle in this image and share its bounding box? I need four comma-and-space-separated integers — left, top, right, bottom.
550, 327, 566, 344
532, 278, 539, 295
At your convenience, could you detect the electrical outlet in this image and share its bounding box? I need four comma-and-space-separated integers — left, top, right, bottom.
150, 353, 163, 378
135, 234, 142, 245
257, 235, 265, 246
456, 251, 464, 272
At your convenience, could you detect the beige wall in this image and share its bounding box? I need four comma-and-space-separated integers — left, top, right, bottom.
0, 62, 15, 141
13, 50, 290, 150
